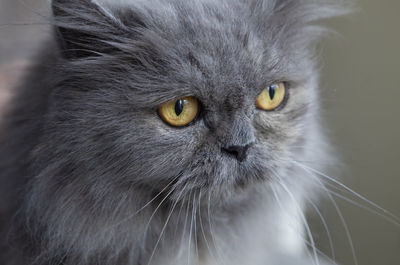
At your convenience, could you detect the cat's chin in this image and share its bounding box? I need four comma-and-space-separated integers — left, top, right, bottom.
165, 161, 274, 207
140, 143, 282, 210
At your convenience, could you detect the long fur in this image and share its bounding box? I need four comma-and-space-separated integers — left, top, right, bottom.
0, 1, 348, 264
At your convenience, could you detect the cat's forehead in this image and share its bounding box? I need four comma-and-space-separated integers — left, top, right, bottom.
86, 0, 316, 106
115, 0, 288, 96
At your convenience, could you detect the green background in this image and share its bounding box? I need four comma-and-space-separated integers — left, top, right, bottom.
318, 1, 400, 264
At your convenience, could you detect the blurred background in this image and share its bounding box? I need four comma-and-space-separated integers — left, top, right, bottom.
0, 0, 399, 264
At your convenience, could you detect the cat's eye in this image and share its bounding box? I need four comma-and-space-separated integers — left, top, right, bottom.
158, 97, 200, 127
255, 82, 286, 111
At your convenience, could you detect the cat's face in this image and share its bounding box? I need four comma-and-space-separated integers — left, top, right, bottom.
49, 0, 329, 202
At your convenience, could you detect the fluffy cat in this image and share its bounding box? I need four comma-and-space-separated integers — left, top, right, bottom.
0, 0, 347, 264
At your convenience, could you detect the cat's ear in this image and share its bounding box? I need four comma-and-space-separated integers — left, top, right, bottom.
51, 0, 128, 59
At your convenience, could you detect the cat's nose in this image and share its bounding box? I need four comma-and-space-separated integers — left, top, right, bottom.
222, 143, 253, 162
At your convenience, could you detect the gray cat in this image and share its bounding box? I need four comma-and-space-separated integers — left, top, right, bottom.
0, 0, 347, 264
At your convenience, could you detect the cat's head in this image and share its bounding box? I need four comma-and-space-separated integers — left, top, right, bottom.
40, 0, 345, 204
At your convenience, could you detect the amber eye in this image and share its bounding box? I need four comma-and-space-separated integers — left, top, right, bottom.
255, 82, 286, 111
158, 96, 199, 127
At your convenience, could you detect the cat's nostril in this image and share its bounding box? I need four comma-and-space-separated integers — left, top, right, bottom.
222, 144, 252, 162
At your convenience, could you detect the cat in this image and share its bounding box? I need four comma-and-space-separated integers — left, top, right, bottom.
0, 0, 348, 264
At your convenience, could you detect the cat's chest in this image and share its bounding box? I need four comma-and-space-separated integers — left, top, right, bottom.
155, 200, 304, 265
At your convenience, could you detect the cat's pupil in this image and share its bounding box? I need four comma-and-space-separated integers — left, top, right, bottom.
268, 85, 276, 100
174, 99, 184, 116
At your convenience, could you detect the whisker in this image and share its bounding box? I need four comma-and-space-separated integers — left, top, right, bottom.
326, 187, 358, 265
178, 190, 192, 258
176, 191, 192, 257
292, 160, 400, 224
146, 183, 187, 265
307, 198, 336, 260
104, 175, 180, 234
270, 176, 336, 261
275, 180, 320, 265
193, 192, 199, 261
174, 191, 187, 242
270, 182, 317, 263
198, 190, 218, 263
187, 193, 195, 265
269, 181, 316, 262
142, 183, 179, 249
327, 188, 400, 226
207, 191, 226, 265
291, 162, 359, 265
302, 240, 337, 265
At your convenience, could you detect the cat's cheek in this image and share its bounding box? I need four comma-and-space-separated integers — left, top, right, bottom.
253, 111, 306, 161
139, 113, 208, 161
253, 112, 290, 138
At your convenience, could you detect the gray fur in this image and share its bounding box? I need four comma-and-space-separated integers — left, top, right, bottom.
0, 0, 347, 264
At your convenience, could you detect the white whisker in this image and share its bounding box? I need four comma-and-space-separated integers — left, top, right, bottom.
269, 182, 316, 262
142, 183, 178, 249
326, 188, 358, 265
292, 162, 359, 265
104, 176, 180, 234
146, 184, 187, 265
193, 192, 199, 261
293, 160, 400, 225
307, 198, 336, 260
276, 180, 320, 265
320, 177, 400, 226
174, 192, 187, 239
179, 191, 192, 258
207, 191, 226, 265
302, 240, 337, 265
328, 188, 400, 226
198, 190, 217, 263
187, 193, 195, 265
